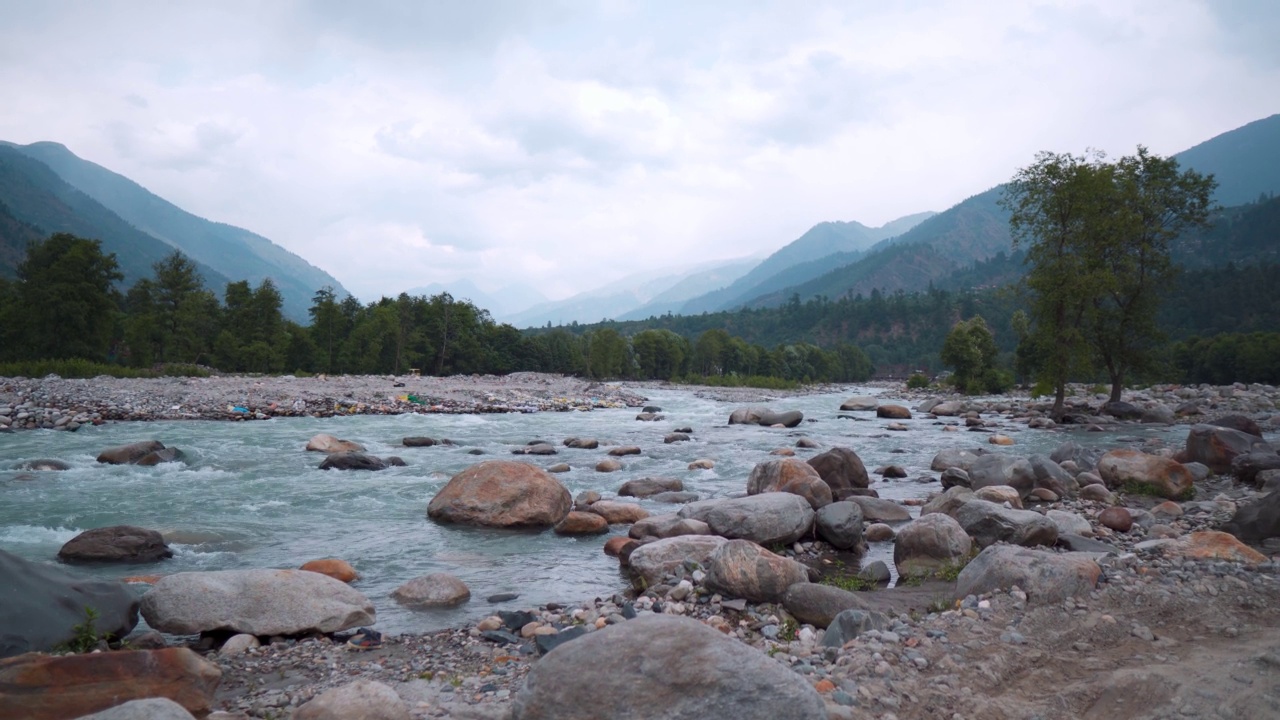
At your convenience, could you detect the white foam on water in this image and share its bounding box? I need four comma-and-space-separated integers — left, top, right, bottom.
0, 524, 81, 544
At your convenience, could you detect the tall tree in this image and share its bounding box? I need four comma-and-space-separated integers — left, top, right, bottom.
940, 316, 1001, 394
14, 233, 122, 361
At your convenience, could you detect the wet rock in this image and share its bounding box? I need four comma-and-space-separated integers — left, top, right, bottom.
136, 447, 183, 466
839, 396, 878, 411
607, 446, 642, 457
554, 511, 609, 535
650, 491, 700, 504
96, 440, 165, 465
427, 460, 571, 528
304, 434, 365, 454
513, 443, 558, 456
814, 501, 866, 551
57, 526, 172, 564
547, 463, 571, 473
704, 539, 812, 603
846, 496, 911, 522
140, 569, 374, 636
930, 448, 986, 473
318, 452, 388, 471
402, 436, 437, 447
678, 494, 815, 546
865, 523, 895, 542
806, 447, 870, 500
618, 477, 683, 498
728, 407, 770, 425
629, 515, 711, 541
588, 500, 650, 524
956, 545, 1101, 605
921, 486, 973, 518
510, 614, 826, 720
627, 536, 728, 587
595, 459, 622, 472
391, 573, 471, 608
293, 680, 410, 720
1097, 450, 1193, 499
688, 459, 715, 470
877, 404, 912, 420
664, 433, 691, 443
16, 458, 71, 471
894, 513, 972, 578
747, 458, 833, 509
563, 437, 599, 449
758, 410, 803, 428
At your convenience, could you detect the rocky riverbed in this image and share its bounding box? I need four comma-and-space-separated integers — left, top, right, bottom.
3, 375, 1280, 719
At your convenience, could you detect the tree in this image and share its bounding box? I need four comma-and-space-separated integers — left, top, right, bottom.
1002, 151, 1113, 419
940, 316, 1001, 394
13, 233, 122, 361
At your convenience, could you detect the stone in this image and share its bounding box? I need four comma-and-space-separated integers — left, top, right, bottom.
0, 648, 220, 720
678, 494, 815, 546
988, 434, 1014, 446
930, 448, 986, 472
1207, 414, 1263, 437
839, 396, 878, 411
930, 401, 964, 416
1030, 487, 1059, 503
96, 440, 166, 465
554, 512, 609, 535
650, 491, 700, 504
921, 486, 973, 518
427, 460, 572, 528
1102, 400, 1144, 420
140, 569, 375, 636
574, 490, 601, 508
1056, 534, 1120, 554
1184, 424, 1270, 473
865, 523, 895, 542
728, 407, 770, 425
627, 536, 728, 587
1079, 484, 1115, 503
1170, 531, 1267, 564
73, 698, 197, 720
513, 443, 558, 456
1098, 507, 1133, 532
293, 680, 410, 720
758, 410, 804, 428
300, 558, 358, 583
629, 515, 711, 541
402, 436, 437, 447
218, 634, 260, 656
603, 537, 634, 557
304, 434, 365, 454
688, 459, 715, 470
894, 513, 972, 577
973, 485, 1022, 508
781, 583, 868, 629
588, 500, 650, 524
746, 458, 832, 509
16, 458, 71, 471
664, 433, 691, 444
1141, 404, 1176, 424
564, 437, 599, 449
57, 526, 172, 564
136, 447, 183, 466
1151, 501, 1184, 519
618, 477, 683, 498
1047, 510, 1093, 537
596, 460, 622, 472
877, 404, 912, 419
823, 609, 891, 648
795, 437, 818, 449
608, 446, 643, 457
940, 467, 970, 489
879, 464, 908, 478
1232, 451, 1280, 485
392, 573, 470, 608
967, 454, 1035, 492
1050, 442, 1103, 473
704, 540, 812, 603
806, 447, 871, 500
547, 463, 570, 473
956, 545, 1102, 605
510, 614, 826, 720
318, 452, 388, 471
846, 496, 911, 522
0, 549, 139, 658
814, 501, 866, 551
1097, 450, 1193, 499
955, 499, 1058, 548
1220, 491, 1280, 543
533, 625, 589, 656
769, 448, 795, 456
1029, 455, 1077, 498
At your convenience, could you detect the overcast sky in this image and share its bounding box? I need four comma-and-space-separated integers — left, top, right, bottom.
1, 1, 1277, 302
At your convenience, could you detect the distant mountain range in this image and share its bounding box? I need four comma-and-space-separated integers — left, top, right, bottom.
0, 141, 348, 322
402, 278, 548, 324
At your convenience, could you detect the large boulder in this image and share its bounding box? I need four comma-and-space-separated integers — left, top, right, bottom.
554, 512, 609, 535
704, 540, 811, 603
1220, 491, 1280, 543
587, 501, 650, 525
628, 515, 712, 541
57, 526, 172, 565
1207, 414, 1263, 438
318, 452, 388, 471
391, 573, 470, 608
0, 648, 220, 720
840, 396, 878, 411
73, 698, 196, 720
728, 407, 770, 425
305, 434, 365, 454
746, 459, 832, 509
1096, 450, 1194, 499
846, 496, 911, 522
677, 494, 815, 546
877, 404, 912, 420
1050, 442, 1103, 473
136, 448, 184, 466
0, 550, 139, 658
96, 441, 165, 465
814, 501, 866, 551
1232, 451, 1280, 485
921, 486, 974, 518
139, 569, 375, 636
823, 609, 892, 648
805, 447, 870, 500
956, 545, 1102, 605
1102, 400, 1144, 420
1184, 424, 1270, 473
967, 454, 1035, 493
294, 680, 411, 720
1029, 455, 1077, 498
509, 614, 826, 720
930, 448, 986, 473
894, 514, 972, 577
618, 477, 683, 498
954, 500, 1058, 548
930, 401, 964, 416
758, 410, 803, 428
300, 558, 359, 583
781, 584, 867, 628
627, 536, 728, 587
427, 460, 571, 528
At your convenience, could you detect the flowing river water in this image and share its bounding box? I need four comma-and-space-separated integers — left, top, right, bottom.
0, 385, 1189, 635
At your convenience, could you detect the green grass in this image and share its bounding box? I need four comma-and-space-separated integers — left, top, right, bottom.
55, 607, 111, 653
1122, 480, 1194, 501
673, 374, 801, 390
822, 574, 877, 592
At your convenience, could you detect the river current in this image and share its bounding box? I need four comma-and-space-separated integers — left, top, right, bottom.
0, 385, 1187, 634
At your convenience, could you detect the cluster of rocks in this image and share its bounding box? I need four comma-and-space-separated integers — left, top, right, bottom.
0, 372, 647, 430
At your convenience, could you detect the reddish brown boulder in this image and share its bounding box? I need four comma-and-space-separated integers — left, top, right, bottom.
1172, 531, 1267, 564
57, 526, 172, 564
1097, 449, 1194, 499
427, 461, 571, 529
305, 433, 366, 454
1184, 424, 1268, 473
603, 536, 636, 557
300, 558, 359, 583
96, 441, 165, 465
555, 512, 609, 535
748, 458, 833, 509
806, 448, 870, 500
588, 501, 650, 525
1098, 507, 1133, 533
0, 648, 220, 720
876, 405, 912, 420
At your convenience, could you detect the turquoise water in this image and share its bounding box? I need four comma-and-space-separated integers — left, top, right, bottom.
0, 386, 1188, 634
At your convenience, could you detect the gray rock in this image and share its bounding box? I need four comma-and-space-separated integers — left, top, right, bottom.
930, 401, 965, 416
930, 448, 985, 473
96, 440, 165, 465
1141, 404, 1176, 424
16, 458, 71, 471
392, 573, 471, 608
1050, 442, 1103, 473
728, 406, 770, 425
840, 396, 878, 411
629, 514, 712, 541
1220, 490, 1280, 543
510, 614, 826, 720
1055, 534, 1121, 554
921, 486, 973, 518
563, 437, 599, 449
1029, 455, 1077, 497
1102, 400, 1144, 420
402, 436, 437, 447
967, 454, 1035, 492
894, 513, 972, 577
846, 496, 911, 522
956, 545, 1101, 604
806, 447, 870, 500
618, 477, 684, 498
1233, 451, 1280, 485
650, 491, 700, 504
294, 680, 410, 720
1185, 424, 1271, 473
704, 539, 812, 603
814, 501, 866, 551
0, 549, 139, 659
678, 494, 815, 545
940, 467, 970, 489
57, 526, 173, 564
758, 410, 804, 428
140, 569, 375, 636
822, 609, 891, 648
318, 452, 388, 471
136, 447, 184, 466
73, 698, 196, 720
782, 583, 868, 628
747, 458, 832, 509
1046, 509, 1093, 537
218, 633, 260, 656
955, 499, 1058, 548
628, 536, 728, 587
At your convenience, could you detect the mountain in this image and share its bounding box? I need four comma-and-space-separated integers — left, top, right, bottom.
506, 256, 759, 328
677, 212, 936, 315
1173, 114, 1280, 207
401, 278, 548, 323
0, 141, 348, 322
0, 145, 230, 289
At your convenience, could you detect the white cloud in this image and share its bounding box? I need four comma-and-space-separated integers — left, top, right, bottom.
0, 0, 1276, 304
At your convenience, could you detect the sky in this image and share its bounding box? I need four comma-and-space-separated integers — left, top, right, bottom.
1, 0, 1277, 303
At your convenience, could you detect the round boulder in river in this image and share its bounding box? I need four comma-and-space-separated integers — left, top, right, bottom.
510, 614, 826, 720
57, 525, 173, 564
746, 458, 833, 509
427, 460, 572, 528
391, 573, 471, 608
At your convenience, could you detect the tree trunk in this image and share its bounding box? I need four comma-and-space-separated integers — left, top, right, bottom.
1051, 382, 1067, 422
1109, 373, 1124, 404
